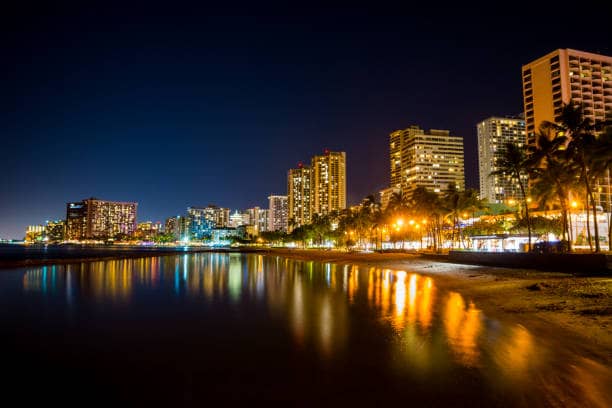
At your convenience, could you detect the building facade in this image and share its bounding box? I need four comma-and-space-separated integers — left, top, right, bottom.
187, 205, 230, 231
135, 221, 162, 241
379, 187, 401, 211
65, 198, 137, 240
287, 164, 312, 230
311, 150, 346, 215
477, 117, 527, 203
245, 206, 268, 235
229, 210, 245, 228
25, 225, 45, 243
522, 48, 612, 145
522, 48, 612, 210
165, 215, 191, 241
45, 220, 65, 243
389, 126, 465, 195
268, 195, 288, 232
258, 209, 269, 233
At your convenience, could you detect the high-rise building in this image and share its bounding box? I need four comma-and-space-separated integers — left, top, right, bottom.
65, 198, 137, 240
311, 150, 346, 215
477, 117, 527, 203
287, 164, 312, 230
187, 207, 216, 238
389, 130, 404, 188
258, 209, 269, 233
268, 195, 288, 232
245, 207, 268, 235
379, 187, 401, 211
522, 48, 612, 145
165, 217, 178, 239
165, 215, 191, 241
522, 49, 612, 209
187, 205, 230, 230
66, 202, 87, 240
389, 126, 465, 195
45, 220, 65, 243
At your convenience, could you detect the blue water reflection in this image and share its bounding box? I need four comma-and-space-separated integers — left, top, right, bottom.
2, 253, 610, 406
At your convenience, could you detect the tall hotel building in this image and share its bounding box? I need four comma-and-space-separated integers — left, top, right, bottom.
389, 126, 465, 195
268, 195, 288, 232
245, 206, 268, 235
522, 49, 612, 144
477, 117, 527, 203
287, 164, 312, 229
522, 49, 612, 208
311, 150, 346, 215
66, 197, 137, 240
187, 205, 230, 229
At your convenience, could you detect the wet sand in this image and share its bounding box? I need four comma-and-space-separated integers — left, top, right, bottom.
264, 248, 612, 363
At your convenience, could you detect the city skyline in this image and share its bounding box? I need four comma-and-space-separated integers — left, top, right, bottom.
3, 10, 611, 238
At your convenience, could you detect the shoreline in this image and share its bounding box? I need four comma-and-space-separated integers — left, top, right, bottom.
266, 248, 612, 363
1, 247, 610, 362
0, 247, 266, 268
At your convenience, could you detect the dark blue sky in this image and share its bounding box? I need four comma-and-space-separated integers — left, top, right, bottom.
2, 7, 611, 238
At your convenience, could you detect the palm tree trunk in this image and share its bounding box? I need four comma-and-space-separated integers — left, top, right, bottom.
431, 224, 437, 251
437, 216, 443, 252
562, 204, 570, 252
458, 218, 464, 249
449, 218, 453, 249
585, 190, 593, 251
518, 181, 532, 252
588, 186, 601, 252
582, 159, 600, 252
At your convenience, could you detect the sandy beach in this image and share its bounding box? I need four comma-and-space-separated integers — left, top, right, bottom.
262, 248, 612, 363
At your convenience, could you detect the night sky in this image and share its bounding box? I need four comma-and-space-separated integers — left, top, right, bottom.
2, 6, 611, 238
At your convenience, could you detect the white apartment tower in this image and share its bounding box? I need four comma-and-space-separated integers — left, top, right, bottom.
477, 117, 527, 203
390, 126, 465, 195
268, 195, 288, 232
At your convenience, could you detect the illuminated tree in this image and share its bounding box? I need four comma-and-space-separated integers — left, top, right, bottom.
490, 142, 532, 251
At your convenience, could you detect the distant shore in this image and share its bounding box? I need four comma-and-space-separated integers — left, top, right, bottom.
0, 244, 265, 268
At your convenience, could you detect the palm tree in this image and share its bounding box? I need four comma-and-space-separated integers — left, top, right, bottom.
529, 131, 574, 250
288, 217, 298, 234
490, 142, 533, 251
442, 183, 461, 248
387, 189, 410, 215
542, 104, 608, 252
531, 158, 577, 251
592, 126, 612, 248
411, 187, 443, 251
458, 189, 484, 248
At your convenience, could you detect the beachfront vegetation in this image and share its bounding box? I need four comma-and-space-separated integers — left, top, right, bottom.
257, 103, 610, 253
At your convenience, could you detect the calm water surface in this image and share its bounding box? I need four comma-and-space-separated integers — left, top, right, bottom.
1, 253, 610, 406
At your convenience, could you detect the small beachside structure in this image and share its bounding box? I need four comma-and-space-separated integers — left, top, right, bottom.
469, 234, 532, 252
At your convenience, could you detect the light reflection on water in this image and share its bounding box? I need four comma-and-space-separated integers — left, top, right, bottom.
14, 253, 612, 406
